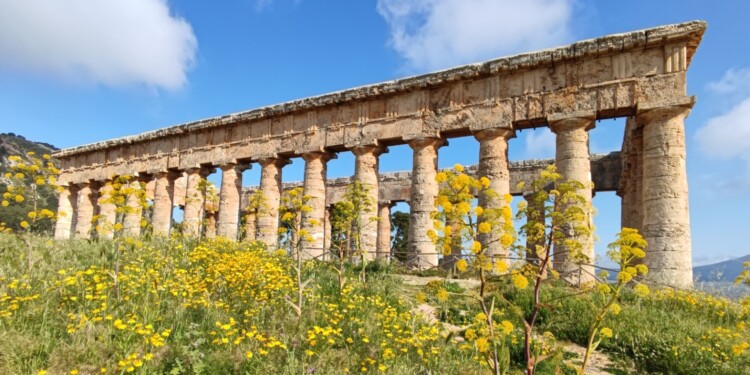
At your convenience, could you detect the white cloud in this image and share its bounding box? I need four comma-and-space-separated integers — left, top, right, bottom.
0, 0, 197, 90
376, 0, 574, 72
695, 97, 750, 187
524, 128, 555, 159
707, 68, 750, 95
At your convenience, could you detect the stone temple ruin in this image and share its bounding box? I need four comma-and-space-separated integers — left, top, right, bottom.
52, 21, 706, 289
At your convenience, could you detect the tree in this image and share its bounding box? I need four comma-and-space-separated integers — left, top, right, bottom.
278, 187, 313, 318
0, 152, 60, 233
390, 211, 409, 263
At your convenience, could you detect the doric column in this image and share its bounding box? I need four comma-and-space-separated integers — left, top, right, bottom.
619, 117, 644, 233
245, 212, 257, 241
524, 192, 547, 277
353, 145, 387, 260
217, 163, 248, 240
474, 128, 515, 265
408, 137, 444, 269
257, 157, 289, 248
54, 185, 76, 240
183, 168, 208, 238
550, 116, 595, 285
122, 179, 144, 237
151, 171, 178, 236
73, 183, 95, 239
301, 151, 334, 260
324, 205, 332, 252
637, 104, 693, 288
97, 182, 117, 239
204, 211, 217, 239
377, 201, 394, 260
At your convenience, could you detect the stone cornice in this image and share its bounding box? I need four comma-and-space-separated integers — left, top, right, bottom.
53, 21, 705, 159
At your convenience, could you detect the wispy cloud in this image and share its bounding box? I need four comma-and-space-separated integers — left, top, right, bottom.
524, 128, 556, 159
695, 69, 750, 190
376, 0, 574, 73
0, 0, 197, 90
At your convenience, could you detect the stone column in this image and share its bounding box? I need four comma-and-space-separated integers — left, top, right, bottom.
524, 193, 547, 276
183, 168, 208, 238
324, 205, 332, 252
152, 171, 177, 236
301, 151, 334, 260
54, 185, 76, 240
204, 212, 217, 239
245, 213, 257, 241
122, 179, 144, 237
257, 157, 289, 248
376, 202, 394, 260
550, 117, 595, 285
474, 128, 515, 265
619, 117, 644, 233
73, 183, 95, 239
353, 145, 386, 260
97, 182, 117, 239
408, 137, 444, 269
217, 163, 248, 240
637, 105, 693, 288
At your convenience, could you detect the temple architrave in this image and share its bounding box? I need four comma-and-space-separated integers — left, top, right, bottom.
52, 21, 706, 288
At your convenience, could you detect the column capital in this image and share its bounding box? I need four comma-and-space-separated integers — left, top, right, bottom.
636, 103, 692, 125
351, 144, 388, 157
219, 162, 251, 172
548, 116, 595, 134
407, 136, 447, 150
473, 128, 516, 141
258, 156, 291, 168
378, 200, 396, 208
301, 151, 336, 163
185, 166, 214, 177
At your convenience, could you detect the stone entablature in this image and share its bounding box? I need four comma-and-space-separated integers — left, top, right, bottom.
51, 21, 706, 289
53, 21, 703, 185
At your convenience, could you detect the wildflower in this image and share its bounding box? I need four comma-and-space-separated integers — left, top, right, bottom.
501, 320, 514, 335
470, 241, 482, 254
436, 288, 449, 303
599, 327, 613, 338
37, 371, 47, 375
475, 337, 490, 352
512, 274, 529, 289
633, 283, 650, 297
610, 303, 622, 315
435, 172, 447, 183
19, 221, 29, 229
1, 200, 8, 207
455, 259, 468, 272
478, 222, 491, 234
465, 328, 477, 341
15, 195, 24, 203
479, 176, 491, 189
617, 271, 633, 283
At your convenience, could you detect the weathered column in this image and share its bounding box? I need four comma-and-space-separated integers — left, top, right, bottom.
376, 202, 394, 260
619, 117, 644, 233
408, 137, 444, 269
72, 183, 95, 239
245, 213, 257, 241
550, 117, 595, 285
217, 163, 248, 240
54, 185, 76, 240
151, 171, 177, 236
256, 157, 289, 248
122, 179, 144, 237
353, 145, 387, 260
524, 193, 547, 276
204, 212, 217, 239
637, 104, 693, 288
301, 151, 334, 260
97, 182, 117, 239
324, 205, 332, 252
474, 128, 515, 265
183, 168, 208, 238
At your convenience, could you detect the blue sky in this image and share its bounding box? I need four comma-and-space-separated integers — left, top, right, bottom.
1, 0, 749, 266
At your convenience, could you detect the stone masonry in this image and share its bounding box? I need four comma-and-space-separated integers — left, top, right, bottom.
51, 22, 706, 288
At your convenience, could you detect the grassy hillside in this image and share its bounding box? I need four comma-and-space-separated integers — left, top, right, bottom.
0, 133, 59, 232
0, 235, 748, 374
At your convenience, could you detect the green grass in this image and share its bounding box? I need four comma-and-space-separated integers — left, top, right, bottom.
1, 234, 748, 374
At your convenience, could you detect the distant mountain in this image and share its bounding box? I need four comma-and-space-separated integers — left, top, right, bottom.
693, 254, 750, 283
